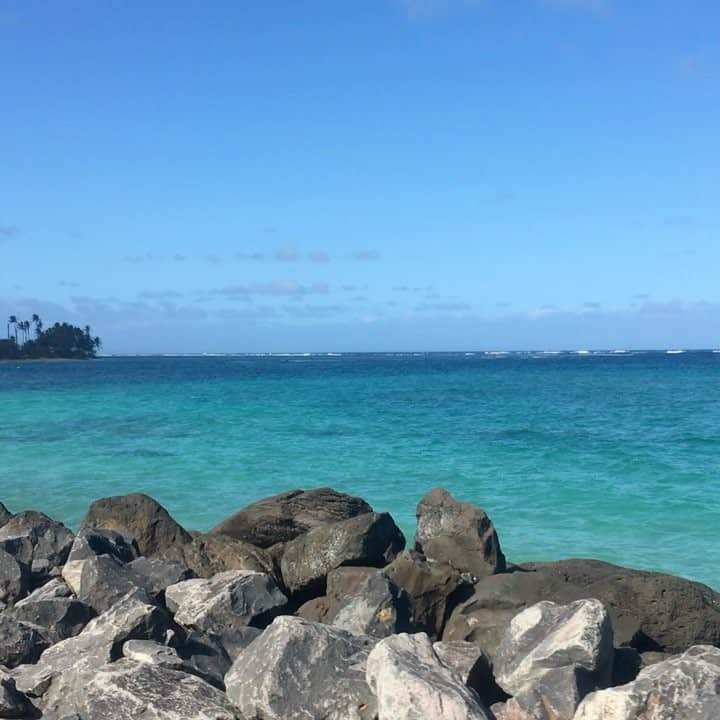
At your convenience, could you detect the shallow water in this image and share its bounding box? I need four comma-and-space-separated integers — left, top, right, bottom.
1, 352, 718, 588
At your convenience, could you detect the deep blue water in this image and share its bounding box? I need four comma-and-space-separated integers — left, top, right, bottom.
1, 351, 718, 588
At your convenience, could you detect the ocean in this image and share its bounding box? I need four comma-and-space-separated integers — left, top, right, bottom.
1, 351, 718, 589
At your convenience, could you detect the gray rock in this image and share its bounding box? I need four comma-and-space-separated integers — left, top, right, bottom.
175, 631, 233, 690
161, 533, 275, 579
415, 488, 505, 579
366, 632, 492, 720
0, 502, 11, 529
127, 556, 195, 600
80, 493, 192, 556
15, 577, 71, 602
65, 527, 139, 565
10, 584, 93, 643
166, 570, 286, 660
122, 639, 184, 670
13, 589, 167, 699
0, 548, 29, 605
384, 550, 471, 639
225, 615, 377, 720
280, 512, 405, 598
331, 569, 413, 638
0, 512, 74, 583
433, 640, 505, 706
0, 668, 37, 719
575, 645, 720, 720
210, 487, 373, 548
0, 615, 50, 668
493, 599, 613, 720
76, 659, 240, 720
62, 554, 140, 613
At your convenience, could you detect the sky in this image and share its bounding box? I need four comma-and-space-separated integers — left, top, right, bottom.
1, 0, 718, 353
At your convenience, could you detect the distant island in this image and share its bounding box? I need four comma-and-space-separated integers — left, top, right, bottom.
0, 314, 101, 360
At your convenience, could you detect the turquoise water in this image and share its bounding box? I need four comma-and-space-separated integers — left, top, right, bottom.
1, 352, 718, 589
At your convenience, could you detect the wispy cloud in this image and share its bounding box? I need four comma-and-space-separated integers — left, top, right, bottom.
138, 290, 185, 300
206, 254, 223, 265
415, 302, 472, 313
308, 250, 330, 264
201, 281, 330, 301
123, 253, 155, 264
0, 224, 19, 240
59, 280, 80, 288
275, 243, 301, 262
352, 249, 382, 261
236, 251, 265, 261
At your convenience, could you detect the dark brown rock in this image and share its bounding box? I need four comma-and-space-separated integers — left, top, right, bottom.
415, 488, 505, 579
384, 550, 472, 639
280, 512, 405, 598
210, 487, 373, 548
444, 559, 720, 659
80, 493, 192, 556
160, 532, 275, 579
522, 559, 720, 653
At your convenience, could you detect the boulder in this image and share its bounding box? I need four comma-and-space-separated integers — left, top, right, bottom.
415, 488, 505, 578
66, 527, 140, 565
225, 615, 377, 720
521, 559, 720, 653
0, 615, 49, 668
0, 511, 74, 583
331, 569, 413, 638
384, 550, 471, 638
13, 589, 168, 699
80, 493, 191, 556
493, 599, 613, 720
0, 668, 37, 719
444, 559, 720, 658
210, 487, 373, 547
297, 596, 331, 623
0, 502, 11, 529
62, 554, 140, 614
575, 645, 720, 720
161, 533, 275, 579
280, 512, 405, 598
175, 631, 234, 690
11, 580, 93, 642
366, 632, 492, 720
122, 639, 184, 670
165, 571, 286, 659
433, 640, 506, 706
75, 659, 239, 720
126, 556, 195, 600
0, 547, 29, 605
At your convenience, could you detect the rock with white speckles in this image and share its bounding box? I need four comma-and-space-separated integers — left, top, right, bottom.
366, 632, 493, 720
166, 570, 286, 660
76, 659, 240, 719
574, 645, 720, 720
280, 512, 405, 599
225, 615, 377, 720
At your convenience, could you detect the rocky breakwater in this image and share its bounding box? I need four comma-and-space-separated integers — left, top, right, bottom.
0, 488, 719, 719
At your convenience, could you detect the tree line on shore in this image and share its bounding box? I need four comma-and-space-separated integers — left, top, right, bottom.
0, 314, 101, 359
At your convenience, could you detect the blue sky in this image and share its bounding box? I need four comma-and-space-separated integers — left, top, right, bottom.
1, 0, 718, 352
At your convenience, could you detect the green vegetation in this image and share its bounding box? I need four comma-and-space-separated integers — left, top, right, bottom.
1, 314, 101, 360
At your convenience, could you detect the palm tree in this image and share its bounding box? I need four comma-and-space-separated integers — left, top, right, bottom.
8, 315, 17, 343
31, 314, 43, 338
